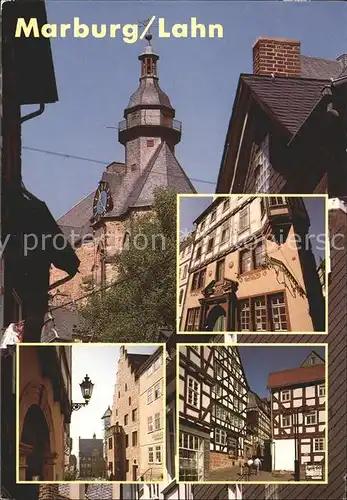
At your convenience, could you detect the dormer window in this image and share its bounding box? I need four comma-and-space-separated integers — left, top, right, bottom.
253, 136, 271, 193
269, 196, 286, 206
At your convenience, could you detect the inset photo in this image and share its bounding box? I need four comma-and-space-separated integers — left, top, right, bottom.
178, 195, 327, 334
17, 343, 166, 484
177, 343, 327, 484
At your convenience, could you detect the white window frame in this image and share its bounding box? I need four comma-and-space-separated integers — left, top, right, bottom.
281, 414, 291, 428
187, 375, 200, 409
148, 416, 153, 433
155, 445, 162, 464
147, 387, 153, 404
154, 381, 161, 399
318, 384, 325, 397
148, 446, 154, 464
154, 412, 161, 431
215, 428, 227, 445
281, 390, 290, 402
154, 356, 162, 371
238, 206, 250, 232
313, 437, 325, 452
305, 411, 317, 425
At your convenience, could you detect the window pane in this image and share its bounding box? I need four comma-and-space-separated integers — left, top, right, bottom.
270, 293, 287, 331
253, 296, 267, 331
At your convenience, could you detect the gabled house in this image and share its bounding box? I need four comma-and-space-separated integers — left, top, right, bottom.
267, 351, 326, 479
211, 35, 346, 500
180, 195, 325, 333
216, 37, 347, 197
178, 345, 249, 481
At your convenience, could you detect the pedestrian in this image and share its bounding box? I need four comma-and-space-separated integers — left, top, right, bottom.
254, 457, 261, 475
239, 457, 245, 476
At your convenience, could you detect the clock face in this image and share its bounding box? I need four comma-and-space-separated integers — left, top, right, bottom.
93, 181, 112, 220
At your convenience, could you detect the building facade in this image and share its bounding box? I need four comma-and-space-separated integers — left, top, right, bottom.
1, 4, 79, 498
181, 195, 325, 333
245, 392, 271, 468
268, 351, 326, 478
179, 234, 194, 325
138, 347, 165, 481
178, 345, 248, 481
18, 346, 72, 481
213, 35, 346, 500
79, 434, 105, 479
111, 347, 151, 480
48, 35, 195, 339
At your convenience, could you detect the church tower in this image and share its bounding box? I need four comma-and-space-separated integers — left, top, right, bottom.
119, 34, 182, 172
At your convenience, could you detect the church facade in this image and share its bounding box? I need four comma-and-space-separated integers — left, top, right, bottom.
47, 35, 195, 340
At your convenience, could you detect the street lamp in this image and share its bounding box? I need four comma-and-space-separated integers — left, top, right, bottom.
72, 375, 94, 412
282, 405, 309, 481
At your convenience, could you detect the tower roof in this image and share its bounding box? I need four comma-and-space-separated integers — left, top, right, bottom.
125, 35, 173, 110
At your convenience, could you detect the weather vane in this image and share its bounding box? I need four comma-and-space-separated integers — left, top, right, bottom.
138, 17, 159, 42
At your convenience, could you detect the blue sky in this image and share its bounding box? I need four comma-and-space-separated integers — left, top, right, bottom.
21, 2, 347, 219
239, 345, 326, 398
179, 196, 326, 262
70, 345, 157, 457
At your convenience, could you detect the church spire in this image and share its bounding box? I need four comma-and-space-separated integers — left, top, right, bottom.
118, 33, 182, 162
139, 33, 159, 79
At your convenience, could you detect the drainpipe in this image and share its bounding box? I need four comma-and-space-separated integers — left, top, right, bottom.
20, 103, 45, 124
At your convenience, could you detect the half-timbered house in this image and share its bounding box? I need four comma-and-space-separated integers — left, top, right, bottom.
268, 351, 326, 478
178, 344, 249, 480
178, 345, 214, 481
210, 346, 248, 469
208, 35, 347, 500
180, 195, 325, 333
246, 391, 271, 466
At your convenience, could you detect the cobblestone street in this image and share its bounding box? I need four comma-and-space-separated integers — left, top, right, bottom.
208, 465, 294, 482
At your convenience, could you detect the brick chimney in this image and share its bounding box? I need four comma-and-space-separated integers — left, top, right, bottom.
253, 37, 301, 77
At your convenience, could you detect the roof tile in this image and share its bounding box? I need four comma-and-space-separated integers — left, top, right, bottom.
241, 74, 329, 135
267, 364, 325, 389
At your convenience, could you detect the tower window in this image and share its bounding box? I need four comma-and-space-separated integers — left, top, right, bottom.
145, 58, 153, 75
147, 139, 154, 148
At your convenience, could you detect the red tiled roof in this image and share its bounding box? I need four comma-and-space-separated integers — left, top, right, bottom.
267, 364, 325, 389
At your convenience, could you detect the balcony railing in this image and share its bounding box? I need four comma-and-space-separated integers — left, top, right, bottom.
118, 119, 182, 133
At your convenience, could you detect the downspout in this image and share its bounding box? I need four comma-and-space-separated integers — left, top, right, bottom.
20, 103, 45, 124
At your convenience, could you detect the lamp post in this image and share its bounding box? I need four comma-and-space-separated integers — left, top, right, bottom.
71, 375, 94, 412
282, 405, 309, 481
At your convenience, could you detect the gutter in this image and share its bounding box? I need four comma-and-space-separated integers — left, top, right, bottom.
20, 103, 45, 124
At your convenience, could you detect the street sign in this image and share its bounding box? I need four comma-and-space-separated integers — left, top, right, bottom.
305, 463, 323, 480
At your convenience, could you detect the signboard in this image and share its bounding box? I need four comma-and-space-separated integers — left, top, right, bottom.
305, 463, 323, 480
151, 431, 163, 442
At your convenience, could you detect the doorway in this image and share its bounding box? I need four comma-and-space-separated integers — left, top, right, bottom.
21, 405, 51, 480
132, 464, 138, 481
205, 305, 226, 331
